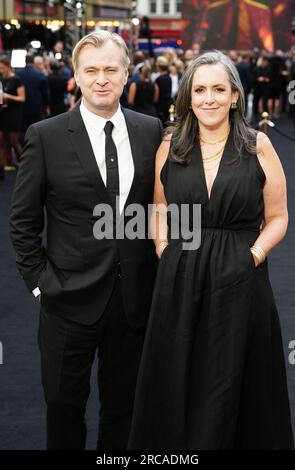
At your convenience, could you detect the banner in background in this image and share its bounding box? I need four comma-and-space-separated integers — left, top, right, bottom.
182, 0, 294, 51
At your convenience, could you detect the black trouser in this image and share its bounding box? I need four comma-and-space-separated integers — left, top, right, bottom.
253, 90, 269, 118
38, 279, 146, 450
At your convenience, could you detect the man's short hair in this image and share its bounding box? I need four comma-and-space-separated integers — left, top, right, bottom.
72, 31, 130, 71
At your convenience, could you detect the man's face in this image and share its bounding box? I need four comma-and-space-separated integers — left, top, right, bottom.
74, 41, 128, 118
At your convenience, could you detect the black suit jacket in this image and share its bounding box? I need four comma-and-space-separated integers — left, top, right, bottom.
10, 106, 163, 328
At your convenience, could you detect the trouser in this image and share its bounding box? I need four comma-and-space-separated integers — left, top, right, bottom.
253, 91, 268, 118
38, 278, 146, 450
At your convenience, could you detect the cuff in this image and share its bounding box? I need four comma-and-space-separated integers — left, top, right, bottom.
32, 287, 41, 297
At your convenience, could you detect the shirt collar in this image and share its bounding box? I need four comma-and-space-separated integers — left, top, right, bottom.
80, 99, 124, 134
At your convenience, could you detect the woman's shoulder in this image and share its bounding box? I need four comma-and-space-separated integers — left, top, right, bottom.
255, 130, 281, 183
159, 133, 174, 155
256, 131, 272, 158
157, 134, 172, 159
12, 74, 23, 87
162, 133, 173, 143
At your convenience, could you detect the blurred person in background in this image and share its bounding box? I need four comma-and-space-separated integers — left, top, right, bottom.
228, 50, 238, 64
51, 40, 68, 62
235, 53, 252, 116
131, 51, 145, 83
169, 60, 183, 104
268, 51, 288, 119
174, 59, 185, 76
183, 49, 195, 69
128, 65, 158, 117
48, 60, 69, 116
0, 56, 25, 170
164, 48, 177, 67
34, 56, 49, 76
155, 56, 172, 125
16, 54, 49, 132
252, 56, 270, 121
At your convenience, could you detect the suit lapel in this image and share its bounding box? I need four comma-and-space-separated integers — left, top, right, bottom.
67, 106, 144, 209
67, 105, 111, 202
122, 107, 143, 211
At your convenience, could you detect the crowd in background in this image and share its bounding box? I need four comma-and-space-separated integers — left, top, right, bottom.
1, 39, 295, 182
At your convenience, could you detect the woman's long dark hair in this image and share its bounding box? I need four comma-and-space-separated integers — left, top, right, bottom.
167, 51, 257, 164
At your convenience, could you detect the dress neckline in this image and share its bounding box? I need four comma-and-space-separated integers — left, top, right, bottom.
196, 127, 233, 203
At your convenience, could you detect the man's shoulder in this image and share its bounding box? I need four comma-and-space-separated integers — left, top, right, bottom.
236, 61, 249, 70
32, 111, 70, 134
17, 67, 46, 80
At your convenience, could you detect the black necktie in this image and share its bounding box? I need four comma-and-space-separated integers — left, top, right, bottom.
104, 121, 119, 212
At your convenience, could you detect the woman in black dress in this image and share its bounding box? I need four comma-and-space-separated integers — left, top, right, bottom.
128, 51, 293, 449
127, 65, 159, 117
0, 57, 25, 168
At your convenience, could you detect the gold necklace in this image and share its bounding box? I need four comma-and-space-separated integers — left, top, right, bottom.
203, 158, 222, 171
203, 160, 221, 174
199, 127, 230, 145
201, 146, 224, 161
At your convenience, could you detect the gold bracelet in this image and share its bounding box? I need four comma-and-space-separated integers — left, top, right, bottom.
250, 246, 265, 264
250, 249, 260, 266
250, 245, 266, 265
252, 246, 266, 262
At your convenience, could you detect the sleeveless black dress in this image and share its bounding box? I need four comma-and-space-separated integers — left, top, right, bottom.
128, 130, 294, 449
133, 81, 158, 117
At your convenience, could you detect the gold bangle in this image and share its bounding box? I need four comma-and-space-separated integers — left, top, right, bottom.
250, 249, 260, 265
250, 245, 266, 264
252, 246, 266, 262
250, 247, 264, 263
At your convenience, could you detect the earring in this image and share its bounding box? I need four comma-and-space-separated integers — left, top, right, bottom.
231, 102, 237, 109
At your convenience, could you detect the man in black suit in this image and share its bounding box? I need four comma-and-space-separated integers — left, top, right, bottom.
235, 54, 252, 116
16, 54, 50, 132
10, 31, 162, 450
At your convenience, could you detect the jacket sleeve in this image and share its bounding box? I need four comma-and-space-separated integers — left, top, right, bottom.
9, 124, 47, 292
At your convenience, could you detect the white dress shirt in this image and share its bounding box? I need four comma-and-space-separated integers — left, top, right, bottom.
80, 100, 134, 214
33, 100, 134, 298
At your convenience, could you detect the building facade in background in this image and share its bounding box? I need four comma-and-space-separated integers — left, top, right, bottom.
0, 0, 132, 51
136, 0, 183, 49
